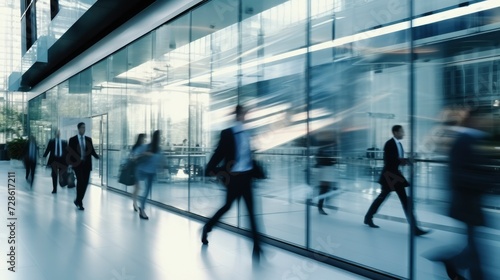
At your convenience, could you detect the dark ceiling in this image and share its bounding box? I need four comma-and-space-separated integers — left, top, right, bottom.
18, 0, 156, 91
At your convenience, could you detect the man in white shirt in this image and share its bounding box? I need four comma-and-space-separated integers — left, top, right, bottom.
427, 109, 494, 280
201, 105, 262, 260
68, 122, 99, 210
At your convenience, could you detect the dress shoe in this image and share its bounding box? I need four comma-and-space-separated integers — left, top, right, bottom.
252, 246, 262, 262
74, 200, 84, 210
133, 203, 139, 212
435, 260, 466, 280
139, 208, 149, 220
51, 190, 57, 194
201, 226, 209, 245
415, 228, 430, 236
364, 217, 380, 228
318, 208, 328, 215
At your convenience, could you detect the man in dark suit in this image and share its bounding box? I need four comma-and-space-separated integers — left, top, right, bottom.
364, 125, 428, 236
67, 122, 99, 210
427, 110, 494, 280
24, 135, 38, 188
201, 105, 262, 260
43, 129, 68, 193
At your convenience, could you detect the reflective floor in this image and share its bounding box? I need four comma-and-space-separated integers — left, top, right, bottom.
113, 163, 500, 279
0, 162, 367, 280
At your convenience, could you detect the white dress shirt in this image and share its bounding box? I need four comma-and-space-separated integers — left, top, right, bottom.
55, 138, 62, 157
79, 135, 86, 159
393, 137, 404, 158
231, 122, 253, 172
29, 142, 35, 160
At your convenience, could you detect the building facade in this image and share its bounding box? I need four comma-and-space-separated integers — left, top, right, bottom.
7, 0, 500, 279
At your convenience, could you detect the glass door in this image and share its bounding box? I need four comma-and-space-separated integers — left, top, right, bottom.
90, 114, 108, 187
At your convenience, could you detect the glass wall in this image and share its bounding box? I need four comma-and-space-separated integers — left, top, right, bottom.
27, 0, 500, 279
19, 0, 97, 73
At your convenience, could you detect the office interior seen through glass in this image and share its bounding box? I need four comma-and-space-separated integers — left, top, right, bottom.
25, 0, 500, 279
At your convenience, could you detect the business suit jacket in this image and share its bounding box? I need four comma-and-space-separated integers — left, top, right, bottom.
43, 138, 68, 167
23, 140, 38, 165
205, 127, 264, 181
378, 138, 409, 191
68, 135, 99, 171
206, 128, 238, 178
448, 132, 492, 226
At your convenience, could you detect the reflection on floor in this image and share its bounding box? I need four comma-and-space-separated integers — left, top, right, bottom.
111, 165, 500, 279
0, 162, 367, 280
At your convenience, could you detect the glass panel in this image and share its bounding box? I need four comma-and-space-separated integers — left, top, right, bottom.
36, 87, 59, 161
97, 51, 129, 191
335, 0, 408, 38
188, 1, 239, 226
27, 95, 43, 165
106, 34, 153, 192
238, 0, 309, 247
90, 115, 103, 186
415, 0, 471, 15
57, 74, 91, 168
50, 0, 97, 42
414, 7, 500, 278
20, 0, 98, 71
19, 1, 500, 279
309, 0, 411, 277
149, 16, 191, 211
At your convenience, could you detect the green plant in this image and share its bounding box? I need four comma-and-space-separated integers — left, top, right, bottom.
6, 138, 28, 160
0, 105, 25, 139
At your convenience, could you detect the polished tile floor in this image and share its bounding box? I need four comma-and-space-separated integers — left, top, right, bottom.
0, 162, 368, 280
112, 169, 500, 279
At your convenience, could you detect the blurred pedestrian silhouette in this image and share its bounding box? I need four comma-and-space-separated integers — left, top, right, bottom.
181, 138, 188, 153
24, 135, 38, 188
130, 133, 146, 212
314, 131, 339, 215
43, 129, 68, 193
363, 125, 429, 236
178, 138, 188, 168
425, 109, 495, 280
135, 130, 163, 220
68, 122, 100, 210
202, 105, 262, 261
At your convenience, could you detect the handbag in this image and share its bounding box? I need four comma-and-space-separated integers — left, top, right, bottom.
67, 167, 76, 188
251, 160, 267, 179
118, 158, 137, 186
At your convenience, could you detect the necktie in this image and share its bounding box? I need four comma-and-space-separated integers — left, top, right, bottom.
30, 143, 35, 160
55, 139, 59, 157
398, 142, 404, 158
80, 136, 85, 160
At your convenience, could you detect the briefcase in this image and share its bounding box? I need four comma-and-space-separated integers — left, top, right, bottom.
59, 169, 68, 187
67, 167, 76, 188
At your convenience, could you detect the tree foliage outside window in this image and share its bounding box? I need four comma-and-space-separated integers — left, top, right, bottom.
6, 137, 27, 160
0, 104, 25, 140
